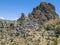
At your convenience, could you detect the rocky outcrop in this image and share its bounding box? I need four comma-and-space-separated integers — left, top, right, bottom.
0, 2, 60, 45
28, 2, 59, 24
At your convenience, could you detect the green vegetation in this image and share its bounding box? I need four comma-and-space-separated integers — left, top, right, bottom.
10, 23, 14, 29
16, 32, 20, 36
0, 2, 60, 45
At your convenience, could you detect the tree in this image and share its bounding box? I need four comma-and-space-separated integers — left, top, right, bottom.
28, 13, 33, 20
17, 13, 25, 21
55, 25, 60, 37
21, 13, 25, 20
17, 13, 25, 26
0, 22, 4, 28
10, 23, 14, 29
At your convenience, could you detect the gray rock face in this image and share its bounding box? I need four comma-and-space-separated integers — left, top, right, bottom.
28, 2, 59, 24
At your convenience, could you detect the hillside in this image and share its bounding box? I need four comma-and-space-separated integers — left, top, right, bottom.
0, 2, 60, 45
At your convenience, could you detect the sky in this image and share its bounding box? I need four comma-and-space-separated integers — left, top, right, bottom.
0, 0, 60, 20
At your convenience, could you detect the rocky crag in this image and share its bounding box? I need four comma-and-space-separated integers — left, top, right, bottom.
0, 2, 60, 45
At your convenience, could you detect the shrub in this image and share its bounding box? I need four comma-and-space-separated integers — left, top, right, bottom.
10, 38, 13, 42
16, 32, 20, 36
